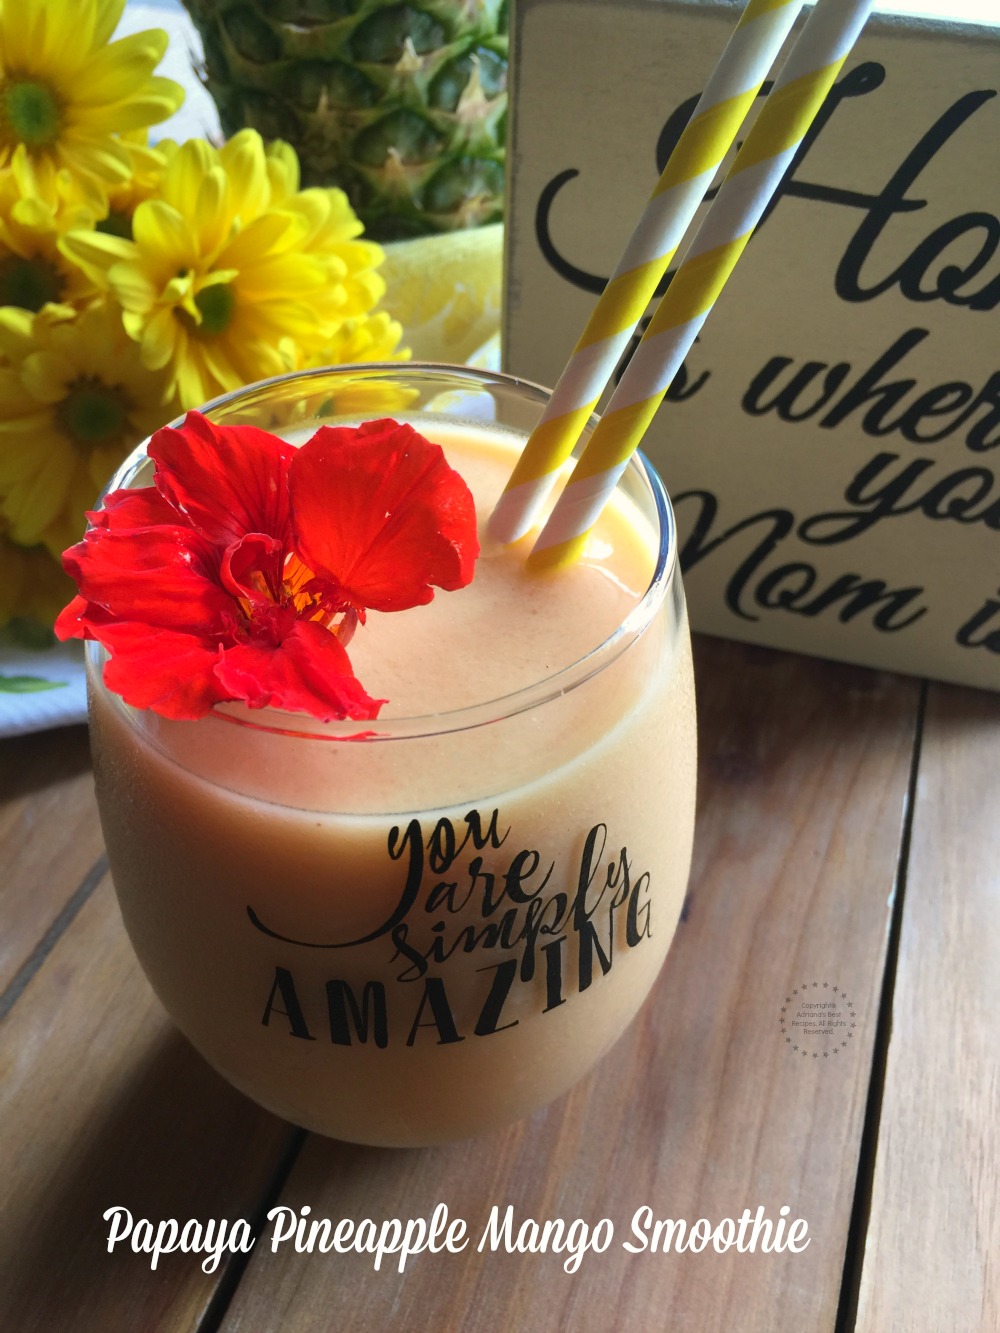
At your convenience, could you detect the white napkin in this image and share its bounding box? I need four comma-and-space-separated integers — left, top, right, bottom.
0, 639, 87, 738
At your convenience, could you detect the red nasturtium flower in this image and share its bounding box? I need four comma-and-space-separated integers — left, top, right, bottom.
55, 412, 479, 721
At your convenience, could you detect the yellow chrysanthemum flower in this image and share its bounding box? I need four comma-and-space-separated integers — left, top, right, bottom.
0, 0, 183, 206
62, 130, 394, 409
0, 526, 73, 628
295, 314, 412, 418
314, 311, 409, 369
262, 138, 300, 207
0, 157, 98, 314
0, 303, 175, 555
96, 131, 168, 240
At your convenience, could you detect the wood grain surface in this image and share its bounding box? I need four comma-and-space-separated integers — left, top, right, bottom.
855, 682, 1000, 1333
4, 638, 995, 1332
218, 641, 920, 1333
0, 726, 105, 993
0, 868, 294, 1332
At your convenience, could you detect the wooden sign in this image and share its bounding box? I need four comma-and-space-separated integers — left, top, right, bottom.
503, 0, 1000, 691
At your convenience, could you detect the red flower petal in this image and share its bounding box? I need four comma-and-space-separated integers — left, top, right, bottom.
61, 523, 232, 633
288, 419, 479, 613
87, 486, 180, 532
214, 619, 383, 722
149, 412, 296, 549
220, 532, 286, 607
96, 620, 227, 720
54, 594, 94, 642
58, 412, 480, 723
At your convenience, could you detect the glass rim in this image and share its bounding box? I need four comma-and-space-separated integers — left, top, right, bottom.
92, 362, 679, 744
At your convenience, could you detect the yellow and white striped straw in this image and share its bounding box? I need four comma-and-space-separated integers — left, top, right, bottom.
528, 0, 874, 571
488, 0, 804, 546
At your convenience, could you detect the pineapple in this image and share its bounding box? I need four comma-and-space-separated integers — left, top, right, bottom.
181, 0, 508, 241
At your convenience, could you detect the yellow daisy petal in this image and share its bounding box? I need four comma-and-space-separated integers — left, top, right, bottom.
120, 309, 146, 343
220, 210, 309, 268
90, 0, 127, 51
160, 138, 216, 217
1, 1, 44, 69
131, 199, 195, 270
219, 130, 271, 207
139, 307, 179, 371
89, 128, 408, 413
3, 438, 74, 542
0, 423, 54, 481
57, 134, 132, 183
265, 140, 300, 201
76, 31, 171, 106
232, 254, 327, 301
106, 262, 159, 314
20, 350, 75, 404
244, 298, 328, 340
193, 337, 240, 396
192, 168, 231, 258
174, 345, 213, 411
0, 302, 173, 552
0, 0, 183, 194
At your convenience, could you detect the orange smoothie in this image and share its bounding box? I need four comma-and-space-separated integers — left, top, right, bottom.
88, 390, 697, 1146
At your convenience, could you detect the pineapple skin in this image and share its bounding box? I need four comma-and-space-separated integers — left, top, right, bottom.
181, 0, 509, 241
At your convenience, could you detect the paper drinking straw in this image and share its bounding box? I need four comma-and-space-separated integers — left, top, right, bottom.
488, 0, 804, 545
528, 0, 874, 571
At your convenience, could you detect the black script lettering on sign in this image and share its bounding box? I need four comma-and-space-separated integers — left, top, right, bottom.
798, 452, 1000, 546
535, 63, 893, 299
832, 89, 1000, 311
676, 491, 927, 631
956, 592, 1000, 654
743, 329, 1000, 456
537, 66, 1000, 325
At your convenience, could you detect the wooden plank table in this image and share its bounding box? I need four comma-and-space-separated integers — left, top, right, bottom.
1, 636, 997, 1333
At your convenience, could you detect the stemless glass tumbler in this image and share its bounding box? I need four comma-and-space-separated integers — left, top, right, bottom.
86, 365, 697, 1145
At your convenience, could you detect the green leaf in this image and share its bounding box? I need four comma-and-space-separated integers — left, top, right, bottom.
0, 674, 67, 693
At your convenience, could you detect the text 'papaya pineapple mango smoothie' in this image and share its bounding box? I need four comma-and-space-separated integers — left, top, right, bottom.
72, 367, 697, 1147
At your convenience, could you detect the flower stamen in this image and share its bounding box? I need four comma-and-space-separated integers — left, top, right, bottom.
0, 78, 63, 149
193, 283, 234, 337
55, 412, 478, 723
55, 379, 130, 451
